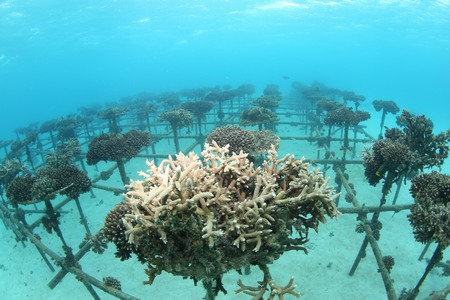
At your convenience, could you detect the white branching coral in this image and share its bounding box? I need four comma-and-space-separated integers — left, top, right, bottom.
103, 142, 340, 295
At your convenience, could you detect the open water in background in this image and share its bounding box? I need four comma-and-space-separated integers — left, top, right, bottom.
0, 1, 449, 138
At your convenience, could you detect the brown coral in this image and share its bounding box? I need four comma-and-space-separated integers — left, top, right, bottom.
408, 171, 450, 248
207, 126, 256, 155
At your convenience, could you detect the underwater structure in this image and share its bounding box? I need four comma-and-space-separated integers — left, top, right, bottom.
0, 82, 449, 300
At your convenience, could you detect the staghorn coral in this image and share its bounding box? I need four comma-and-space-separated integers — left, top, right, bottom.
103, 142, 339, 298
263, 84, 282, 96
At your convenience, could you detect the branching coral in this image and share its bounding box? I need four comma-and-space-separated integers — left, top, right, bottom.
98, 107, 129, 133
182, 101, 214, 136
362, 139, 410, 190
389, 110, 450, 171
252, 95, 282, 110
372, 100, 400, 138
56, 116, 79, 142
364, 110, 450, 192
158, 108, 193, 153
236, 265, 300, 300
325, 107, 370, 158
240, 107, 280, 131
34, 165, 92, 200
103, 142, 339, 298
0, 159, 27, 190
408, 171, 450, 248
251, 130, 281, 155
6, 174, 36, 206
45, 138, 81, 168
404, 171, 450, 300
86, 130, 151, 184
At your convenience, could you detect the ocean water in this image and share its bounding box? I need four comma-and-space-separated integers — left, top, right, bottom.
0, 1, 449, 300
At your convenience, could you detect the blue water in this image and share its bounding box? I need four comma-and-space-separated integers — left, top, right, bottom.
1, 2, 450, 299
1, 0, 449, 139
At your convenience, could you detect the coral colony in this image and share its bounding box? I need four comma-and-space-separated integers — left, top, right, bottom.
0, 82, 449, 300
103, 142, 339, 299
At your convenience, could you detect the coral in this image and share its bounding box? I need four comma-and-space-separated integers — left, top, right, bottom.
365, 110, 450, 190
182, 101, 214, 135
342, 91, 365, 109
372, 100, 400, 115
372, 100, 400, 138
6, 174, 36, 206
98, 107, 129, 133
0, 159, 26, 189
207, 126, 256, 155
380, 255, 395, 273
102, 203, 142, 261
236, 265, 300, 299
33, 165, 91, 200
56, 116, 79, 141
263, 84, 282, 96
392, 110, 450, 171
45, 138, 81, 168
103, 142, 339, 294
182, 101, 214, 118
408, 172, 450, 248
158, 108, 194, 129
240, 107, 279, 130
324, 107, 370, 127
325, 107, 370, 157
362, 139, 410, 187
86, 130, 150, 165
158, 108, 193, 152
355, 221, 365, 234
316, 99, 342, 114
252, 95, 282, 110
103, 276, 122, 291
251, 130, 281, 155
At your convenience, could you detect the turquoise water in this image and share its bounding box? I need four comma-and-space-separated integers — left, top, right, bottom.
1, 1, 449, 138
0, 1, 449, 300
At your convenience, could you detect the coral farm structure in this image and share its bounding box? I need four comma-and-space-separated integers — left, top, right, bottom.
1, 81, 449, 300
103, 142, 340, 299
